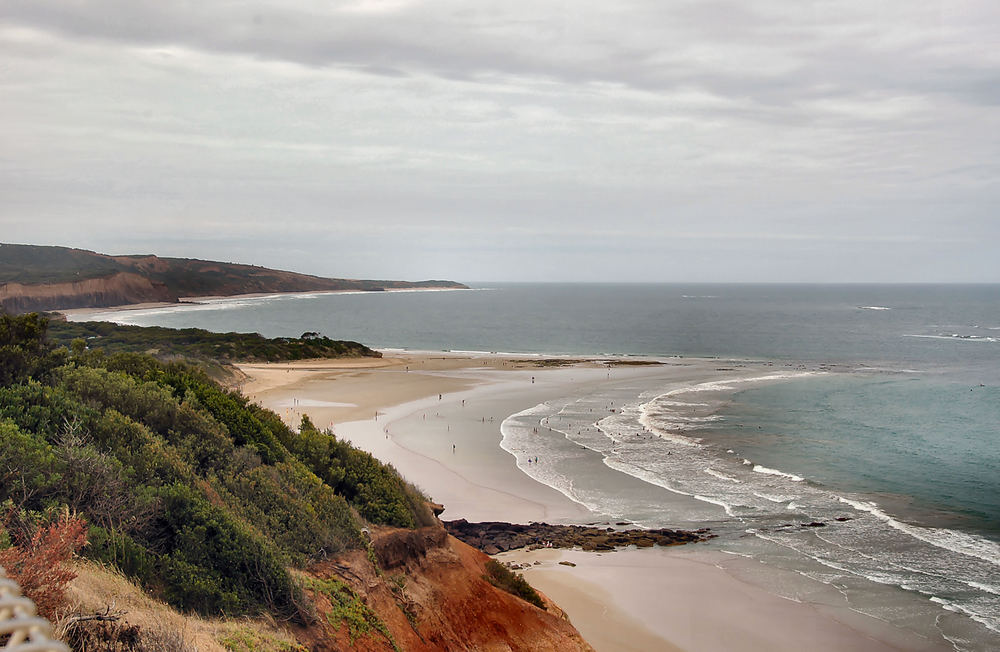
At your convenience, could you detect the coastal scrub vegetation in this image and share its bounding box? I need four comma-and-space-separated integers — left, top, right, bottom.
483, 559, 545, 609
47, 319, 380, 363
0, 312, 430, 622
308, 576, 400, 651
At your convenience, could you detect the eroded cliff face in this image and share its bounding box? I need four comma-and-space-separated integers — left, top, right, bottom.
0, 272, 175, 313
299, 525, 595, 652
0, 244, 467, 313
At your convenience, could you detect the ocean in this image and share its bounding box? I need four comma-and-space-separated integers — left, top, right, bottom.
76, 283, 1000, 650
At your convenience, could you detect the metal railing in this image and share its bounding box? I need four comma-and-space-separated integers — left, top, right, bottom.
0, 565, 69, 652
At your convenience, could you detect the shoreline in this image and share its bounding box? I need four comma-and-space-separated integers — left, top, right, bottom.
57, 286, 473, 321
237, 352, 949, 652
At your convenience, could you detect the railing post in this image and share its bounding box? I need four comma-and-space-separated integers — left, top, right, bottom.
0, 565, 70, 652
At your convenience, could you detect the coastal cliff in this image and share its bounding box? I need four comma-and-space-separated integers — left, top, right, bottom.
294, 525, 594, 651
0, 243, 468, 313
0, 271, 175, 313
64, 522, 595, 651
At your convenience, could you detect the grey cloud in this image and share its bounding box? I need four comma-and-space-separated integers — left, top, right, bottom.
1, 1, 998, 282
7, 0, 998, 109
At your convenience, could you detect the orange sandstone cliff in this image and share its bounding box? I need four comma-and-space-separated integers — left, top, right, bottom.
298, 525, 594, 652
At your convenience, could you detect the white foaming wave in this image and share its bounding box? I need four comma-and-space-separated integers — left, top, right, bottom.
659, 371, 821, 397
635, 373, 817, 447
499, 403, 609, 516
859, 306, 891, 311
855, 366, 924, 374
752, 491, 796, 503
930, 597, 998, 633
77, 295, 295, 322
693, 495, 736, 517
748, 527, 928, 592
73, 287, 477, 323
838, 497, 1000, 567
965, 581, 1000, 596
753, 465, 804, 482
636, 395, 703, 446
636, 417, 702, 447
903, 334, 998, 344
704, 468, 741, 483
601, 456, 735, 519
643, 412, 722, 424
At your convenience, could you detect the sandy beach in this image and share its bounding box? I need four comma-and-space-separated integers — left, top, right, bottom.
240, 352, 946, 652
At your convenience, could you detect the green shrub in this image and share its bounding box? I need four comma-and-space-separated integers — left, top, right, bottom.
162, 369, 286, 465
0, 419, 61, 508
219, 462, 361, 563
48, 320, 379, 363
155, 483, 304, 619
308, 577, 399, 651
296, 416, 424, 529
85, 526, 157, 585
483, 560, 545, 609
0, 313, 66, 385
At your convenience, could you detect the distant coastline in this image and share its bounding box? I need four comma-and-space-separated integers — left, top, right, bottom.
58, 285, 472, 321
0, 242, 467, 313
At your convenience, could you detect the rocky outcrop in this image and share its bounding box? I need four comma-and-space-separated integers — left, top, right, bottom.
444, 519, 713, 553
300, 525, 594, 651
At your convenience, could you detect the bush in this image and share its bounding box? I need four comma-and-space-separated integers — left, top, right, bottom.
308, 577, 398, 650
483, 560, 545, 610
86, 526, 158, 585
0, 419, 61, 508
295, 416, 428, 529
161, 369, 286, 465
220, 462, 361, 563
0, 313, 66, 385
155, 484, 304, 620
0, 512, 89, 619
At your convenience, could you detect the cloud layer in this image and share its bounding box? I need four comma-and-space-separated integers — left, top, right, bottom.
2, 1, 998, 281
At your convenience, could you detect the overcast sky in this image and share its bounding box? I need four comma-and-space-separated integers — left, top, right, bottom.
1, 1, 998, 282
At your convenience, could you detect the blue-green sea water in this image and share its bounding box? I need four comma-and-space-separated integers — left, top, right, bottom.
78, 283, 1000, 648
720, 375, 1000, 537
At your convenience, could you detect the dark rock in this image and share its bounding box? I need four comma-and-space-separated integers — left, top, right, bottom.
442, 520, 712, 555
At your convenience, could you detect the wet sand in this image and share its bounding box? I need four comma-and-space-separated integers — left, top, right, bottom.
240, 351, 937, 652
